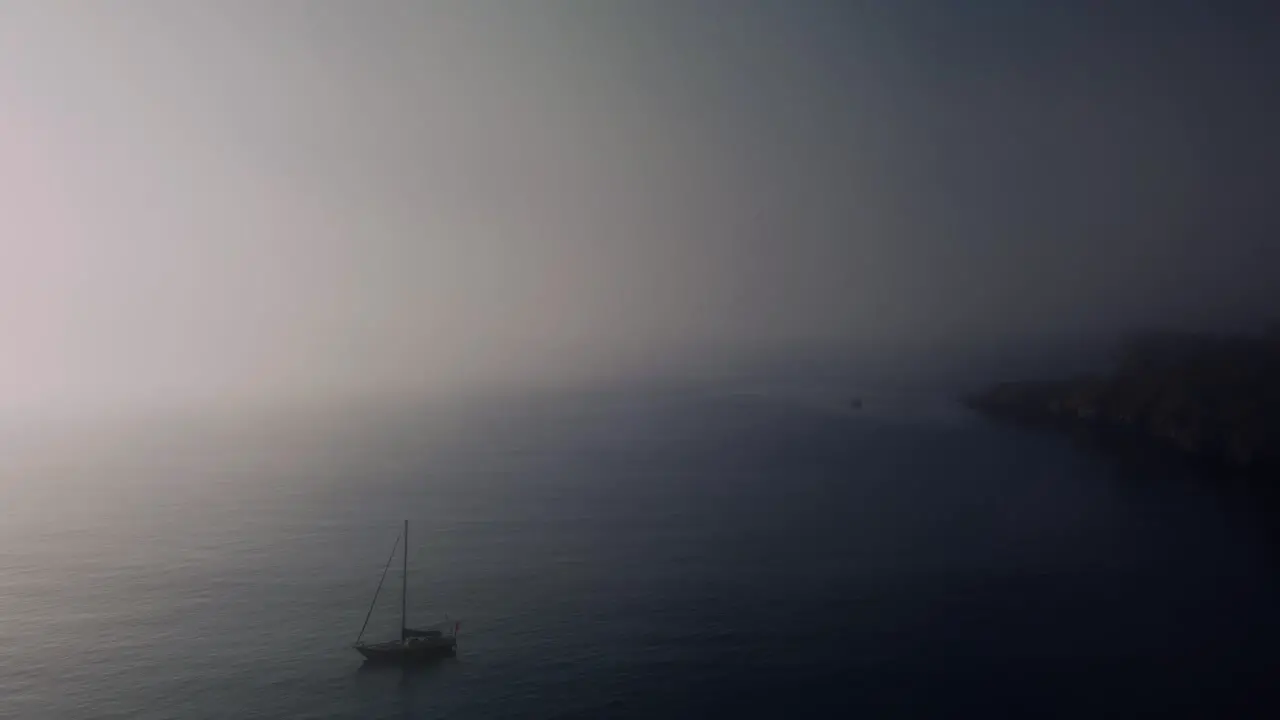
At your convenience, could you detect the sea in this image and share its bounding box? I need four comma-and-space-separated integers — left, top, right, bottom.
3, 379, 1280, 718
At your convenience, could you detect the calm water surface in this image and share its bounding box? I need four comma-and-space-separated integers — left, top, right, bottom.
3, 385, 1279, 718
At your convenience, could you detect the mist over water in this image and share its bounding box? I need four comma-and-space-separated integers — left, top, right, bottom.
4, 2, 1280, 717
2, 2, 1278, 418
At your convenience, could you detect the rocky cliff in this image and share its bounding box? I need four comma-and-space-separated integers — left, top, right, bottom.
965, 329, 1280, 476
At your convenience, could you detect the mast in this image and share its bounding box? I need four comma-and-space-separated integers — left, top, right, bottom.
401, 519, 408, 641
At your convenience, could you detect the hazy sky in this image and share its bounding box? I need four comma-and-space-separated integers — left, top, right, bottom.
2, 1, 1278, 414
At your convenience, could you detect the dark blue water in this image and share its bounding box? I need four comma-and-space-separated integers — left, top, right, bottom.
4, 385, 1280, 718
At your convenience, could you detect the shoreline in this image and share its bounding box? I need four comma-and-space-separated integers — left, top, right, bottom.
964, 329, 1280, 480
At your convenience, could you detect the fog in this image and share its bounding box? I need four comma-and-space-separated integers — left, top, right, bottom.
2, 1, 1277, 417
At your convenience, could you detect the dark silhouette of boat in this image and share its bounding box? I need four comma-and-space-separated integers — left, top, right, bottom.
354, 520, 458, 663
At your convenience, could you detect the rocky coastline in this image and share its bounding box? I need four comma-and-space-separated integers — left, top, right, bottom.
965, 329, 1280, 478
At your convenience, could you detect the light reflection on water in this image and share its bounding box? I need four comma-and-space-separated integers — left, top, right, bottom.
2, 386, 1278, 718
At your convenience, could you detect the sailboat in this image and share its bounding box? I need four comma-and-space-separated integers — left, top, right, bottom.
354, 520, 458, 662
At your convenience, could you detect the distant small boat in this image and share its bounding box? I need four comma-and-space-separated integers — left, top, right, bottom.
354, 520, 458, 663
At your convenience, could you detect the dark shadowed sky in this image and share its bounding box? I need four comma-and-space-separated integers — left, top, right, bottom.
2, 1, 1277, 414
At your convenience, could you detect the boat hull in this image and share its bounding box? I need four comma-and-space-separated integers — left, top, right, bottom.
355, 638, 457, 663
